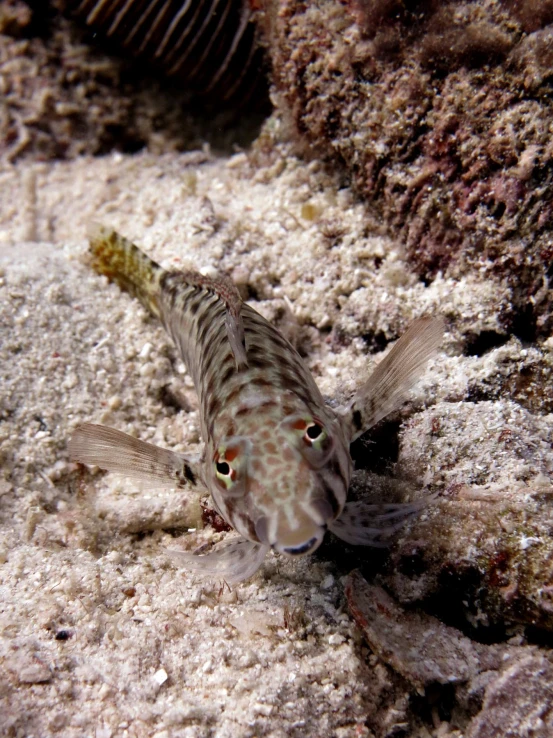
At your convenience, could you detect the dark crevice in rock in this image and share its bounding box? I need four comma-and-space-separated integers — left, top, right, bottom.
350, 419, 402, 474
424, 565, 510, 644
156, 384, 191, 414
361, 329, 390, 353
463, 330, 509, 357
508, 303, 538, 344
410, 682, 457, 727
524, 625, 553, 648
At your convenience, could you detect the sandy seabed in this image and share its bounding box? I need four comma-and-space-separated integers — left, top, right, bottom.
1, 145, 552, 737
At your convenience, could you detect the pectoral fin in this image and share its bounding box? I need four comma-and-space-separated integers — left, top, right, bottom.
342, 317, 445, 442
69, 423, 201, 489
329, 498, 429, 546
167, 539, 269, 584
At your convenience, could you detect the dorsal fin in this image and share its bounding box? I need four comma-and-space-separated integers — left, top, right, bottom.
179, 270, 248, 369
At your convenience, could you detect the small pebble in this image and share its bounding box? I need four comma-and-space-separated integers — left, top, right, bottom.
153, 668, 168, 686
139, 342, 153, 359
108, 395, 122, 410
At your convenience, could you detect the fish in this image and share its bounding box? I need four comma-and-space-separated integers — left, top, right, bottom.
69, 224, 444, 583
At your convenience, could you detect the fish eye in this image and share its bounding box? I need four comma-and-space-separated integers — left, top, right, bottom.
305, 422, 324, 443
214, 446, 240, 491
299, 419, 327, 450
282, 415, 334, 468
287, 416, 329, 448
216, 461, 231, 477
211, 438, 250, 497
215, 455, 236, 487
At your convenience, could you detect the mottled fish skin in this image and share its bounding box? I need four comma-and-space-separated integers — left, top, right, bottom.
71, 225, 444, 583
84, 224, 352, 554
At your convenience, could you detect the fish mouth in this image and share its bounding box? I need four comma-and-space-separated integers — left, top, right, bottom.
274, 527, 327, 557
255, 498, 334, 556
279, 534, 322, 556
255, 516, 326, 555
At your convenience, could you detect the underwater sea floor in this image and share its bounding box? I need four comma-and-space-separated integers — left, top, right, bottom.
1, 147, 552, 737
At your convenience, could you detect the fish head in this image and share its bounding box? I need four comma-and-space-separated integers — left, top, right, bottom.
206, 403, 352, 557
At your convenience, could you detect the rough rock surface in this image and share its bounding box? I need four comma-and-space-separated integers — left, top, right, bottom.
265, 0, 553, 337
345, 572, 504, 694
466, 654, 553, 738
346, 572, 553, 736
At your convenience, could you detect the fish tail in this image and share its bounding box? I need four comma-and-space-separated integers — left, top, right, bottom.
87, 223, 164, 318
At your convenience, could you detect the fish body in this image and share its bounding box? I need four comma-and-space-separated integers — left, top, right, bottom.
70, 225, 444, 582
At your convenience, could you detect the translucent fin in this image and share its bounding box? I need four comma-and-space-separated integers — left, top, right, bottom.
225, 311, 248, 369
329, 498, 429, 547
69, 423, 201, 489
87, 223, 164, 318
167, 539, 269, 584
180, 270, 248, 369
343, 317, 445, 442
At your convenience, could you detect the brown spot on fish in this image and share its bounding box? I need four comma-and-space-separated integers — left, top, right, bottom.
251, 458, 264, 473
282, 446, 296, 463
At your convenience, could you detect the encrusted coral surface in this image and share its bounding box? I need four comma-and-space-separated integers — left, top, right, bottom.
266, 0, 553, 337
